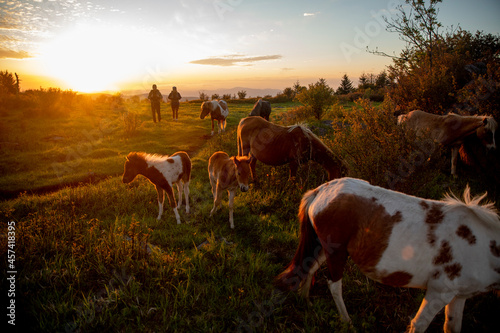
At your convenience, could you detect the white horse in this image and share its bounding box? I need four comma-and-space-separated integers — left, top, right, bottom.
277, 177, 500, 332
122, 151, 191, 224
200, 100, 229, 135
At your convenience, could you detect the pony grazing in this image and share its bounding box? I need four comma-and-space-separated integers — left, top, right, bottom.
237, 116, 343, 182
249, 98, 271, 121
200, 100, 229, 135
276, 177, 500, 332
122, 151, 191, 224
398, 110, 498, 176
208, 151, 253, 229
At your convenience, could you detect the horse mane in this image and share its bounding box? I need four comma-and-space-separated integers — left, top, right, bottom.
442, 186, 500, 230
127, 152, 169, 165
287, 123, 333, 152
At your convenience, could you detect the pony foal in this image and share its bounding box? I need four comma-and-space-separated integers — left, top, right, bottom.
200, 100, 229, 135
208, 151, 253, 229
277, 177, 500, 332
122, 151, 191, 224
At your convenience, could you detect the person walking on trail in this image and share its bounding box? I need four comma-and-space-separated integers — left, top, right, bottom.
168, 86, 182, 121
148, 84, 163, 123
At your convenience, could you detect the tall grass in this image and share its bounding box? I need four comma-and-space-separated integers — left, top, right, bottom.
1, 98, 498, 332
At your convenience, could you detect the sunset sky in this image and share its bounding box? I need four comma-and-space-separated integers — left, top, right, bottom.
1, 0, 499, 95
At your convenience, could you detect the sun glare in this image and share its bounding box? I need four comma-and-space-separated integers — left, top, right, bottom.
41, 24, 158, 92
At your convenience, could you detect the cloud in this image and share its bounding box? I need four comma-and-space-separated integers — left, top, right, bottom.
0, 47, 31, 59
303, 12, 320, 17
190, 54, 282, 67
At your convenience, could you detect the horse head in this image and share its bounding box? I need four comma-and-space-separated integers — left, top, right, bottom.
477, 116, 498, 149
306, 130, 343, 180
200, 101, 213, 119
231, 155, 254, 192
122, 152, 146, 183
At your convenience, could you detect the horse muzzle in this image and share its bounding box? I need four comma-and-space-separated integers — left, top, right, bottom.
239, 184, 249, 192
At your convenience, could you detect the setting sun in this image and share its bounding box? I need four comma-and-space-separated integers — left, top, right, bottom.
40, 24, 158, 92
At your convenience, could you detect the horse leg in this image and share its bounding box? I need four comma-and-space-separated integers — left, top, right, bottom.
250, 156, 258, 183
211, 119, 215, 136
183, 181, 190, 214
444, 296, 466, 333
299, 249, 326, 299
409, 290, 455, 333
451, 146, 459, 177
327, 279, 351, 323
210, 182, 223, 216
228, 189, 236, 229
164, 187, 180, 224
176, 182, 183, 210
222, 119, 226, 132
155, 185, 164, 220
289, 161, 299, 179
325, 246, 351, 322
218, 120, 222, 134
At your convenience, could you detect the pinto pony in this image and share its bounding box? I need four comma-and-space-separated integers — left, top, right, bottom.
277, 177, 500, 332
208, 151, 253, 229
249, 98, 271, 121
237, 116, 343, 182
122, 151, 191, 224
398, 110, 498, 176
200, 100, 229, 135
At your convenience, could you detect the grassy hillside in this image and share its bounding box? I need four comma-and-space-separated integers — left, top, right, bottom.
1, 98, 498, 332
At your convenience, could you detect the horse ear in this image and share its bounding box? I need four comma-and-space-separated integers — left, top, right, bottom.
232, 156, 241, 167
483, 117, 488, 125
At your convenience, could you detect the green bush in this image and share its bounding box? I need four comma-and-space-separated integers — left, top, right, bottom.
296, 78, 335, 120
323, 99, 444, 195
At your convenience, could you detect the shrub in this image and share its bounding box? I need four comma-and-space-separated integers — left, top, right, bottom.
323, 99, 443, 194
296, 78, 335, 120
122, 111, 142, 136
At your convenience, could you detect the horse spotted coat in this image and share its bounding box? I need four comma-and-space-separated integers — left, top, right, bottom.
277, 177, 500, 332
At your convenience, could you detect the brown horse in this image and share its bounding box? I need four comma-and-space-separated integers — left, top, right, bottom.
208, 151, 253, 229
237, 116, 343, 181
398, 110, 498, 176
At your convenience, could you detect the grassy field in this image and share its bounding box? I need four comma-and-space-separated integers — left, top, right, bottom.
1, 98, 499, 332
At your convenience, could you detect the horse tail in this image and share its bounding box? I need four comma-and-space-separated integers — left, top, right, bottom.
275, 188, 322, 291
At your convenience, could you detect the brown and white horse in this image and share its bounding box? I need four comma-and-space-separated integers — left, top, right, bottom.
276, 177, 500, 332
398, 110, 498, 176
208, 151, 253, 229
122, 151, 191, 224
200, 100, 229, 135
237, 116, 343, 182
